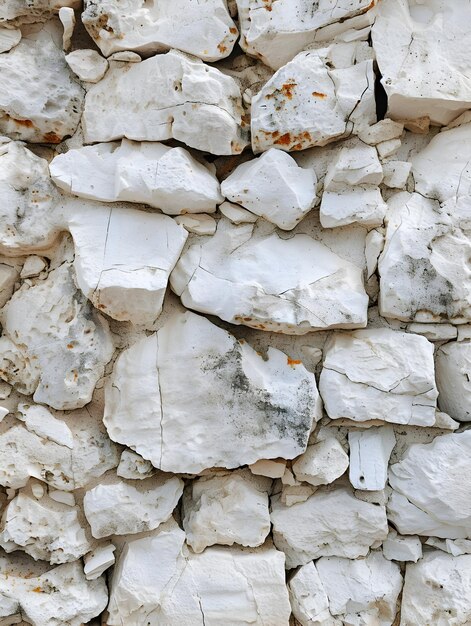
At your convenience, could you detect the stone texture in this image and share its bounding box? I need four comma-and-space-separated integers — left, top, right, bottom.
171, 218, 368, 334
349, 426, 396, 491
436, 341, 471, 422
105, 310, 320, 473
65, 49, 108, 82
292, 435, 349, 487
0, 1, 79, 26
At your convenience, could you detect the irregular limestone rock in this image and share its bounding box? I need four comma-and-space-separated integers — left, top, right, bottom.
117, 450, 156, 480
84, 543, 116, 580
436, 341, 471, 422
319, 328, 438, 425
0, 262, 114, 409
105, 311, 320, 473
292, 436, 349, 487
221, 148, 317, 230
51, 139, 223, 213
0, 558, 107, 626
382, 529, 422, 563
388, 431, 471, 539
175, 213, 216, 235
17, 403, 74, 449
82, 0, 238, 60
219, 200, 258, 224
348, 426, 396, 491
372, 0, 471, 125
171, 218, 368, 334
107, 519, 291, 625
20, 255, 47, 278
315, 551, 402, 626
67, 205, 188, 325
82, 49, 248, 155
65, 49, 109, 83
0, 27, 21, 52
0, 491, 91, 563
182, 469, 271, 552
237, 0, 378, 70
0, 28, 84, 143
251, 43, 375, 153
378, 192, 471, 323
271, 486, 388, 567
0, 1, 79, 26
59, 6, 75, 50
401, 552, 471, 625
0, 141, 63, 254
83, 475, 184, 539
288, 560, 340, 626
0, 409, 119, 490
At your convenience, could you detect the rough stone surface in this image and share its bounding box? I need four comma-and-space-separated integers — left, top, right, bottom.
436, 340, 471, 422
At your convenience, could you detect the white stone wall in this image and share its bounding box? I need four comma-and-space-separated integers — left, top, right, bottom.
0, 1, 471, 624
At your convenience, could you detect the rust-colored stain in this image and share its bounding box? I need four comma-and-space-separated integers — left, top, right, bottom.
281, 82, 297, 99
287, 357, 301, 366
273, 132, 292, 145
66, 343, 74, 349
218, 43, 227, 53
32, 587, 42, 593
42, 132, 62, 144
229, 27, 237, 34
8, 116, 34, 128
273, 130, 311, 149
262, 0, 273, 10
312, 91, 327, 99
98, 303, 106, 310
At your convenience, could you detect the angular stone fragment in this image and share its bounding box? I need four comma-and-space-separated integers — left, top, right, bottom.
382, 529, 422, 563
436, 341, 471, 422
382, 160, 411, 189
17, 403, 74, 448
401, 552, 471, 625
237, 0, 378, 70
292, 436, 349, 487
0, 491, 91, 563
171, 218, 368, 334
372, 0, 471, 125
83, 475, 184, 538
182, 469, 271, 552
67, 205, 188, 325
117, 450, 156, 480
82, 49, 248, 155
316, 551, 402, 626
0, 262, 114, 409
319, 328, 438, 425
221, 148, 317, 230
271, 486, 388, 567
84, 543, 116, 580
0, 141, 63, 254
288, 560, 338, 626
349, 426, 396, 491
59, 6, 75, 50
174, 213, 217, 235
378, 192, 471, 323
0, 558, 107, 626
107, 519, 291, 625
0, 28, 84, 142
105, 311, 320, 473
358, 119, 404, 145
0, 1, 79, 25
251, 44, 375, 153
0, 409, 119, 490
65, 49, 109, 82
388, 431, 471, 539
219, 200, 258, 224
51, 139, 223, 213
0, 27, 21, 52
82, 0, 238, 60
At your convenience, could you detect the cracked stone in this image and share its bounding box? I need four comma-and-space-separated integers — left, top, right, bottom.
436, 340, 471, 422
348, 426, 396, 491
382, 529, 422, 563
0, 27, 21, 52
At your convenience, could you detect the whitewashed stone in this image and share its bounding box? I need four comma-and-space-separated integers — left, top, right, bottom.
407, 323, 457, 341
31, 483, 45, 499
0, 27, 21, 52
382, 160, 411, 189
271, 486, 388, 567
107, 519, 291, 626
388, 431, 471, 538
288, 561, 339, 626
0, 262, 114, 409
372, 0, 471, 125
325, 141, 383, 187
382, 529, 422, 563
0, 1, 79, 25
436, 341, 471, 422
378, 192, 471, 323
84, 543, 116, 580
349, 426, 396, 491
320, 186, 386, 229
171, 218, 368, 334
174, 213, 217, 235
20, 255, 47, 278
51, 139, 223, 213
48, 490, 75, 506
365, 228, 384, 278
16, 403, 74, 449
0, 410, 119, 490
0, 141, 63, 254
117, 450, 155, 480
292, 437, 349, 487
68, 205, 188, 325
84, 475, 183, 539
459, 326, 471, 342
249, 458, 286, 479
108, 50, 142, 62
316, 551, 402, 626
319, 328, 438, 425
105, 311, 320, 473
82, 49, 248, 155
59, 6, 74, 50
0, 263, 18, 307
221, 148, 317, 230
358, 119, 404, 145
219, 200, 258, 224
182, 470, 270, 552
401, 552, 471, 625
251, 44, 375, 153
376, 138, 401, 160
0, 491, 90, 563
0, 28, 83, 143
65, 49, 108, 82
82, 0, 238, 61
237, 0, 378, 70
